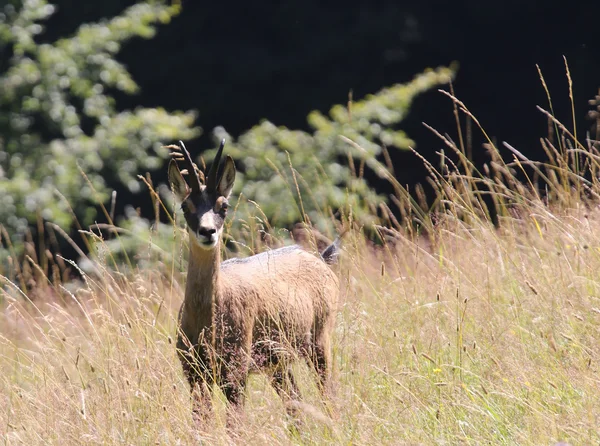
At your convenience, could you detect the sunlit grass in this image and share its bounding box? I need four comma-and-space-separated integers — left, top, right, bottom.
3, 204, 599, 444
2, 84, 600, 444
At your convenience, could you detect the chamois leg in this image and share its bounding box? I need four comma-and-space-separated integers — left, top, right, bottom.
220, 371, 247, 408
218, 345, 250, 426
190, 380, 213, 425
312, 333, 332, 396
271, 366, 300, 400
177, 334, 214, 424
271, 365, 303, 421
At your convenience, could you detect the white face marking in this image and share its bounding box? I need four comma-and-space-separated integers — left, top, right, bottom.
190, 212, 222, 250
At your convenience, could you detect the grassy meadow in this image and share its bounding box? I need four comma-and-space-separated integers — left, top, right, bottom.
2, 91, 600, 445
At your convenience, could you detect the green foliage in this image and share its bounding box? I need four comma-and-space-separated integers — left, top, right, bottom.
101, 68, 454, 266
0, 0, 199, 239
0, 0, 453, 268
84, 206, 187, 274
207, 67, 455, 234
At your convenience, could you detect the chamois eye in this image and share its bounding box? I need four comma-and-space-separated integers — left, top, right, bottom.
216, 198, 229, 215
181, 200, 195, 215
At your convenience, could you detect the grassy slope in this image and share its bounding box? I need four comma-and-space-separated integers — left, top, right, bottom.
1, 202, 599, 445
2, 86, 600, 444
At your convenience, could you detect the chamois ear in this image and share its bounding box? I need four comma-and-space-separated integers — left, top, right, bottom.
168, 159, 190, 201
216, 155, 236, 198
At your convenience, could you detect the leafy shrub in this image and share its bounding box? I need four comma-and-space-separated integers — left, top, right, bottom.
0, 0, 199, 242
207, 67, 455, 235
102, 68, 455, 267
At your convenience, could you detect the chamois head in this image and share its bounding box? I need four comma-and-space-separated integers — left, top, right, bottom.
168, 139, 236, 250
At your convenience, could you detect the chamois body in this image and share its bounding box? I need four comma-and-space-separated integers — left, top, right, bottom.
168, 140, 339, 420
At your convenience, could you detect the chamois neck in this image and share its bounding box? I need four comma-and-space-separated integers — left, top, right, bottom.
184, 238, 221, 308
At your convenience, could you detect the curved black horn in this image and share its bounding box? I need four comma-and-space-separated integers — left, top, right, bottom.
206, 139, 226, 192
178, 140, 202, 195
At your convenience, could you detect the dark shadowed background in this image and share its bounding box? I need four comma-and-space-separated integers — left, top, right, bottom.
28, 0, 600, 223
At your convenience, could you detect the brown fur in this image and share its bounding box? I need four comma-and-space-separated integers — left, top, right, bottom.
168, 141, 339, 423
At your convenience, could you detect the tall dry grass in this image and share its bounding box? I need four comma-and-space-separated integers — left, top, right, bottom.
2, 78, 600, 444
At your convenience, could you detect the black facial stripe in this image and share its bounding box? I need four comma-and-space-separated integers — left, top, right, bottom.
185, 213, 199, 233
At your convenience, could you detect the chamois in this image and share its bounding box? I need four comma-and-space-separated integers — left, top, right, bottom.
168, 140, 340, 422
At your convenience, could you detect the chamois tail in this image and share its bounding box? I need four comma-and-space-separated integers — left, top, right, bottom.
320, 237, 342, 265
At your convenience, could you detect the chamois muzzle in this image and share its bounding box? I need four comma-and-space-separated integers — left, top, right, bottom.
196, 225, 218, 247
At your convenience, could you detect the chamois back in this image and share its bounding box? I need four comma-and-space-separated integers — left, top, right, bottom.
219, 246, 338, 354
